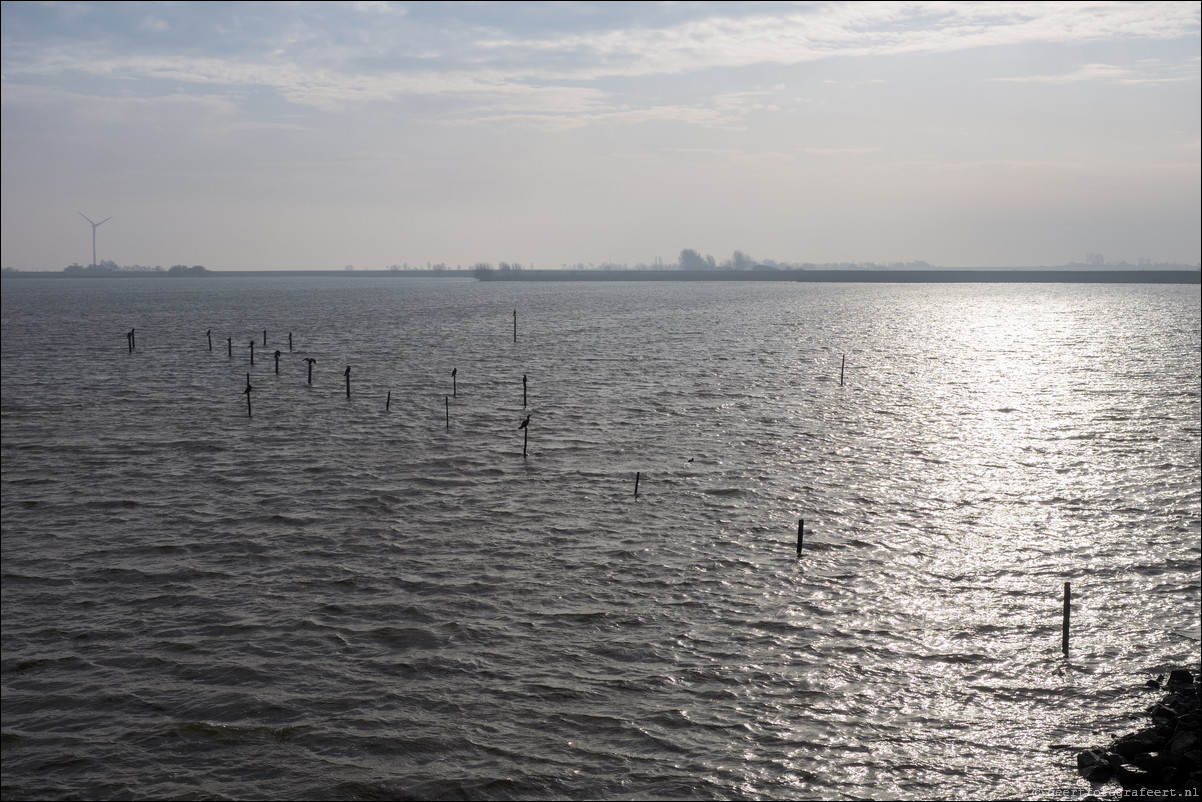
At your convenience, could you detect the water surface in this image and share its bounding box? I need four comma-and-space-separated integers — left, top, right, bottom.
3, 277, 1199, 800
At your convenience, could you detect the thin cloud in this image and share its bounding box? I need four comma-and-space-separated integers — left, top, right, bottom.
799, 146, 885, 156
993, 60, 1199, 84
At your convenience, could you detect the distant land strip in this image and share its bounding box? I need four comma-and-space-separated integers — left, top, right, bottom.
475, 268, 1200, 284
3, 268, 1198, 283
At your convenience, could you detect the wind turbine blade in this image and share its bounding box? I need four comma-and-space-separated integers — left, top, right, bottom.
97, 216, 113, 226
79, 212, 96, 225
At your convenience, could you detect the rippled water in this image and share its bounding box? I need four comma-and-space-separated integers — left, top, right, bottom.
2, 276, 1199, 801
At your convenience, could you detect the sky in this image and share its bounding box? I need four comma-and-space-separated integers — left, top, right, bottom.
1, 1, 1199, 271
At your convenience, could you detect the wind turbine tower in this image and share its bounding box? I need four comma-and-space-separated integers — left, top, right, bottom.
79, 213, 113, 268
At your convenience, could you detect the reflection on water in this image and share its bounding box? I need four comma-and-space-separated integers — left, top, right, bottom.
1, 277, 1199, 800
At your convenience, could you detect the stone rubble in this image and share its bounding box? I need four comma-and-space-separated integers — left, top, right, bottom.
1077, 668, 1201, 795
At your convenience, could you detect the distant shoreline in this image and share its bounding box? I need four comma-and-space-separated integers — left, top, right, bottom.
475, 268, 1201, 284
3, 267, 1198, 284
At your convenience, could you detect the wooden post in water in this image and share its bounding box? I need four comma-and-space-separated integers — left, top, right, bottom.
523, 374, 527, 408
634, 471, 641, 499
452, 368, 457, 398
248, 341, 255, 366
263, 330, 267, 347
207, 329, 212, 351
519, 414, 530, 457
227, 337, 232, 358
445, 396, 450, 430
513, 309, 517, 343
797, 519, 805, 558
130, 328, 136, 351
273, 350, 281, 374
243, 373, 253, 418
386, 391, 391, 411
288, 332, 293, 352
305, 357, 316, 385
840, 354, 845, 387
344, 366, 351, 399
126, 330, 133, 353
1062, 582, 1071, 656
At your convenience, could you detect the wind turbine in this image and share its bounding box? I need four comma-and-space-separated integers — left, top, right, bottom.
79, 213, 112, 268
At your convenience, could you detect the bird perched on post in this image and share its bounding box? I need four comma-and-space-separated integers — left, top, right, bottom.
519, 414, 531, 429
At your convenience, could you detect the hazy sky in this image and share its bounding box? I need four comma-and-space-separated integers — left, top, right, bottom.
2, 1, 1199, 271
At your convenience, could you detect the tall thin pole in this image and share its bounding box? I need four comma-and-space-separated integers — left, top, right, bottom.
1062, 582, 1071, 656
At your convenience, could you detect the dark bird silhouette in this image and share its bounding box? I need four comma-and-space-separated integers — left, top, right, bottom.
518, 414, 531, 429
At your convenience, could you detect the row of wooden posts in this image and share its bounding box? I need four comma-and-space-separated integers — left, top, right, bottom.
211, 331, 530, 434
198, 322, 540, 464
156, 319, 1075, 654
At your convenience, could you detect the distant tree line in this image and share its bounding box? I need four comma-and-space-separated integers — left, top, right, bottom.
545, 249, 938, 272
472, 262, 525, 278
62, 262, 207, 275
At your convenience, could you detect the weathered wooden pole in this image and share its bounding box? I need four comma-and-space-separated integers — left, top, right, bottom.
130, 328, 136, 351
126, 330, 133, 353
523, 374, 527, 408
248, 341, 255, 366
796, 519, 804, 558
263, 330, 267, 347
227, 337, 233, 358
386, 391, 391, 411
519, 414, 530, 457
344, 366, 351, 399
840, 354, 845, 387
513, 309, 517, 343
445, 396, 450, 430
243, 373, 253, 418
288, 332, 293, 351
273, 350, 281, 374
452, 368, 457, 398
1062, 582, 1071, 656
634, 471, 641, 498
305, 357, 316, 385
207, 329, 212, 351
